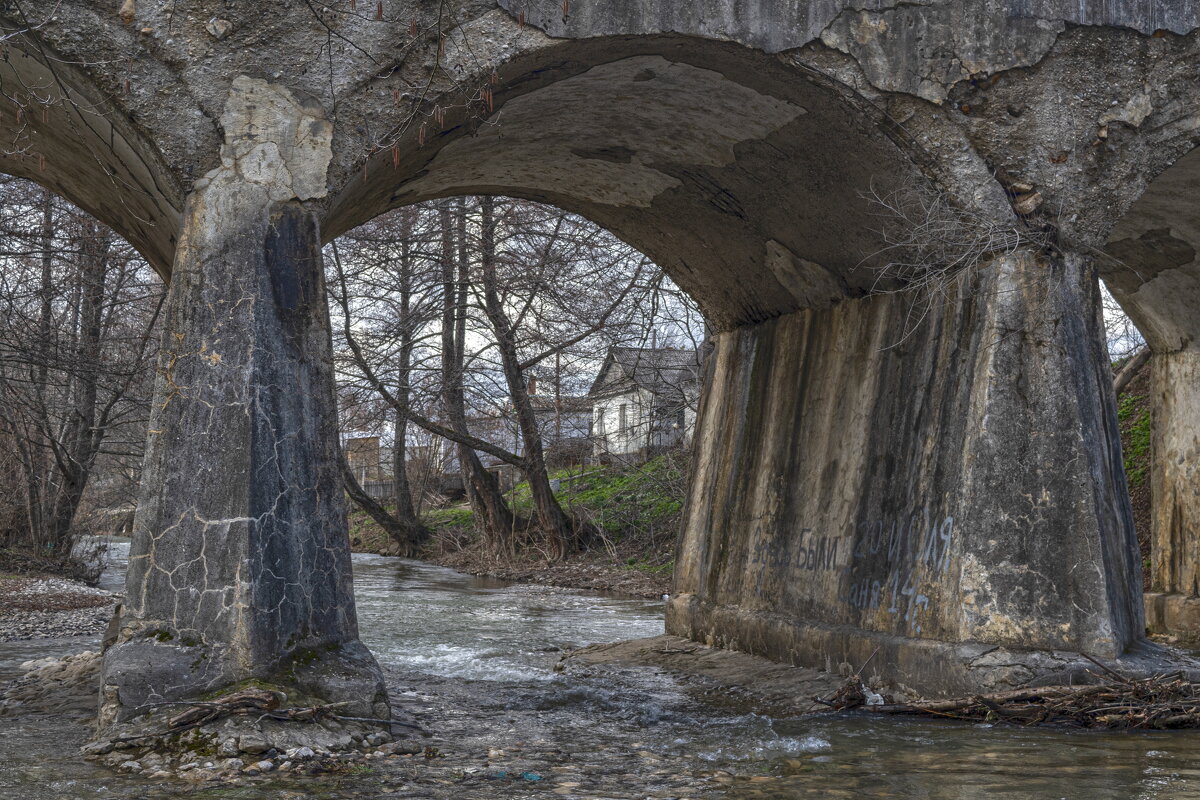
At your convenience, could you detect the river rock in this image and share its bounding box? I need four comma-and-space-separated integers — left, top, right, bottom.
237, 734, 270, 754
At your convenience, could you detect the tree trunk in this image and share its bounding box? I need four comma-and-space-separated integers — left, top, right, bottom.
342, 455, 425, 556
42, 221, 108, 555
389, 234, 422, 530
478, 196, 574, 558
438, 199, 514, 549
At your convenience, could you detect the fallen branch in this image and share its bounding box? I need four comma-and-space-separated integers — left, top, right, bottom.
1113, 346, 1150, 395
817, 669, 1200, 729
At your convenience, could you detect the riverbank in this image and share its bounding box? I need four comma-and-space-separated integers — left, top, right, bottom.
348, 456, 681, 599
0, 575, 116, 642
349, 526, 672, 599
427, 547, 672, 599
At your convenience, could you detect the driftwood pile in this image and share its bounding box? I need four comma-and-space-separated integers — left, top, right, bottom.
817, 671, 1200, 730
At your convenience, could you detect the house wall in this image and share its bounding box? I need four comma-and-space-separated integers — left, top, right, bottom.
594, 388, 692, 459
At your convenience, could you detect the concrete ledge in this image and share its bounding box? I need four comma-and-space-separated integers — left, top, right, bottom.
1145, 592, 1200, 637
667, 594, 1200, 698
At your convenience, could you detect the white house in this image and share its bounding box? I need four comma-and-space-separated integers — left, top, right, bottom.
588, 346, 700, 462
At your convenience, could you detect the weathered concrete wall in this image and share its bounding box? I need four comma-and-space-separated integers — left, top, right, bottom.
670, 250, 1141, 695
1149, 351, 1200, 594
99, 77, 386, 730
1144, 347, 1200, 636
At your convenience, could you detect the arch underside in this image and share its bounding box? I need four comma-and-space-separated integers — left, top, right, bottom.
326, 39, 928, 330
0, 33, 181, 274
1105, 145, 1200, 354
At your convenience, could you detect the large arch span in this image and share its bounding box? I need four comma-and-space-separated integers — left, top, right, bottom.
323, 37, 934, 329
0, 1, 1196, 745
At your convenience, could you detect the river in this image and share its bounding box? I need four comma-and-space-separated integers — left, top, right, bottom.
0, 543, 1198, 798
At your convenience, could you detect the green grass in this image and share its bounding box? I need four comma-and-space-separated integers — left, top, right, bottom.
346, 453, 688, 568
423, 506, 475, 529
1118, 393, 1151, 486
560, 454, 685, 536
417, 455, 685, 540
626, 556, 675, 574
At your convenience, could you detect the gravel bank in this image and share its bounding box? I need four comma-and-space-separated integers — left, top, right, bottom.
0, 576, 117, 642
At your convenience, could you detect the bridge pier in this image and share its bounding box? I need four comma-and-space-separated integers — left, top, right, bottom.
97, 77, 387, 735
1145, 348, 1200, 634
669, 248, 1148, 696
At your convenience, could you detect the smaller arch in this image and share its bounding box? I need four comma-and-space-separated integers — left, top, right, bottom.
0, 33, 183, 274
1104, 143, 1200, 636
1105, 145, 1200, 354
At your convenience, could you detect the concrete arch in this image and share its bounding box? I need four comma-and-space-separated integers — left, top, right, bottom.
1105, 145, 1200, 353
0, 1, 1167, 731
323, 38, 934, 330
316, 37, 1146, 694
1105, 144, 1200, 632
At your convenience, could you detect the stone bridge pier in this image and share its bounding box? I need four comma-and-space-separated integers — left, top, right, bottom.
0, 1, 1196, 732
669, 247, 1142, 694
95, 77, 391, 730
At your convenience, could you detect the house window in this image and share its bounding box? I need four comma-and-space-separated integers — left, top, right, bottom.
618, 403, 628, 435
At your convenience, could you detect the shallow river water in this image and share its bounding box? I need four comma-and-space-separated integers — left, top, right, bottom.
1, 544, 1200, 799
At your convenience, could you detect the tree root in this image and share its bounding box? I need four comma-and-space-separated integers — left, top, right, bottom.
108, 688, 428, 744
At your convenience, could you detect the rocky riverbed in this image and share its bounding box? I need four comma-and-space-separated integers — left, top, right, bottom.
4, 551, 1200, 799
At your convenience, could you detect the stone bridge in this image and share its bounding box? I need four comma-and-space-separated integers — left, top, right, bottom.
2, 0, 1198, 728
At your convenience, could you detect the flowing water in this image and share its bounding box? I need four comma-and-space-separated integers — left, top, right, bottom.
1, 543, 1199, 798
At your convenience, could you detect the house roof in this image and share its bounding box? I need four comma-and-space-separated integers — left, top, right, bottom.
588, 346, 700, 401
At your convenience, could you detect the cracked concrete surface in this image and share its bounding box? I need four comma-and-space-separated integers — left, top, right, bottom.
98, 77, 386, 734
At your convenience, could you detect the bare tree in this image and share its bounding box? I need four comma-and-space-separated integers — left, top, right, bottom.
331, 194, 706, 561
0, 178, 163, 569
